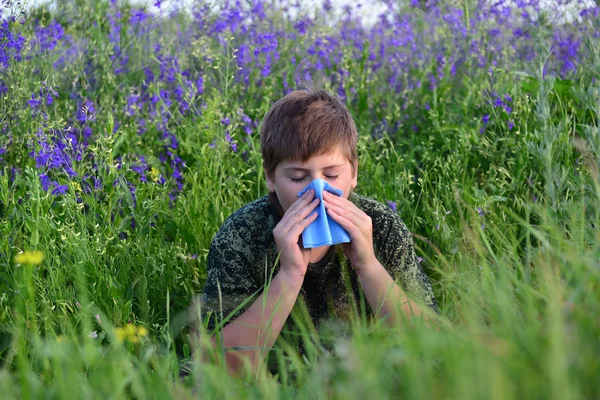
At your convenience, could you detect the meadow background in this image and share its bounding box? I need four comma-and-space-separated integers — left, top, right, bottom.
1, 0, 599, 398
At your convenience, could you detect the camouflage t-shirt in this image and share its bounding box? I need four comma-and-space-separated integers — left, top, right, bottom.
200, 192, 437, 369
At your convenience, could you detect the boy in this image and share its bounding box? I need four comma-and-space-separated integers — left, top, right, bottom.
198, 83, 438, 378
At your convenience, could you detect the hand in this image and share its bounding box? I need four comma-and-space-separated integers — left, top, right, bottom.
322, 191, 377, 274
272, 189, 320, 282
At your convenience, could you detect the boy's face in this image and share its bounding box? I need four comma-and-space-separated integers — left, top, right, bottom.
265, 145, 358, 212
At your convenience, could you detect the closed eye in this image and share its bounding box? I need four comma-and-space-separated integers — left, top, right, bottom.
290, 175, 339, 183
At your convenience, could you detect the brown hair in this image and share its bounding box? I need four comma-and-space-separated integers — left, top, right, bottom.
260, 79, 358, 180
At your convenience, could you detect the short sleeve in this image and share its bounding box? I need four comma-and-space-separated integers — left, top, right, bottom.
200, 218, 263, 332
378, 213, 439, 313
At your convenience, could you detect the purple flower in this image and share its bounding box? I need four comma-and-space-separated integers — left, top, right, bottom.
482, 114, 490, 124
77, 99, 96, 124
477, 207, 484, 217
46, 91, 55, 105
225, 131, 237, 152
40, 173, 51, 191
526, 176, 534, 187
508, 120, 514, 130
28, 94, 41, 110
417, 256, 423, 264
196, 75, 203, 95
387, 201, 397, 212
51, 182, 68, 195
221, 117, 230, 125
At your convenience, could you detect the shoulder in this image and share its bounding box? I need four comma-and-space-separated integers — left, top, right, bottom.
350, 193, 410, 237
216, 196, 276, 236
211, 195, 277, 254
350, 193, 415, 262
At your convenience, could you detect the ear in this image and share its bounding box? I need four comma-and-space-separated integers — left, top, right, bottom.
351, 160, 358, 189
265, 169, 276, 192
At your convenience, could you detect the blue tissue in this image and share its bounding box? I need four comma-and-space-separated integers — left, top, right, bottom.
297, 178, 351, 248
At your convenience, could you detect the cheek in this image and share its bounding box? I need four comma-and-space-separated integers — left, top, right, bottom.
276, 186, 299, 211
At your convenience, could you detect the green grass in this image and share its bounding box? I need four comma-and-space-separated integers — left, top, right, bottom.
0, 0, 599, 398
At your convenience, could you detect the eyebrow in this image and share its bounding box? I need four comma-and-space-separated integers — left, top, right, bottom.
283, 164, 346, 172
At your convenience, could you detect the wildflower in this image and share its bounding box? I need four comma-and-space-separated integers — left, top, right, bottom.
526, 176, 534, 187
417, 256, 423, 264
221, 117, 231, 125
14, 250, 44, 265
89, 331, 98, 339
137, 326, 148, 337
386, 201, 397, 212
76, 99, 96, 124
51, 182, 68, 195
150, 167, 160, 182
196, 75, 203, 95
225, 131, 237, 152
508, 120, 514, 130
114, 323, 148, 344
40, 173, 51, 191
480, 114, 490, 134
28, 94, 41, 110
477, 207, 485, 217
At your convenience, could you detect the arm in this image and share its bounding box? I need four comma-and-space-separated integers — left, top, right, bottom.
204, 270, 303, 377
322, 191, 438, 327
356, 259, 432, 326
197, 189, 320, 377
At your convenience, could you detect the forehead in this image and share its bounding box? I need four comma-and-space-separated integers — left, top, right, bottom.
280, 147, 349, 170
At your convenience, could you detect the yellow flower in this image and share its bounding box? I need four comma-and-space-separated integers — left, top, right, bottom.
14, 250, 44, 265
150, 167, 160, 182
137, 326, 148, 337
114, 323, 148, 344
124, 323, 136, 337
114, 327, 127, 343
72, 182, 82, 192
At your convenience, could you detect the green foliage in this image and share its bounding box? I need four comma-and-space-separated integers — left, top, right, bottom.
0, 0, 599, 398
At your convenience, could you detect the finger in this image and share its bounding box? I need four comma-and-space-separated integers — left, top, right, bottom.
288, 210, 318, 238
326, 207, 361, 237
324, 203, 363, 227
322, 191, 364, 219
282, 189, 315, 222
280, 197, 320, 233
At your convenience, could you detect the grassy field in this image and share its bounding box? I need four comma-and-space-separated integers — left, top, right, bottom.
1, 0, 599, 398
